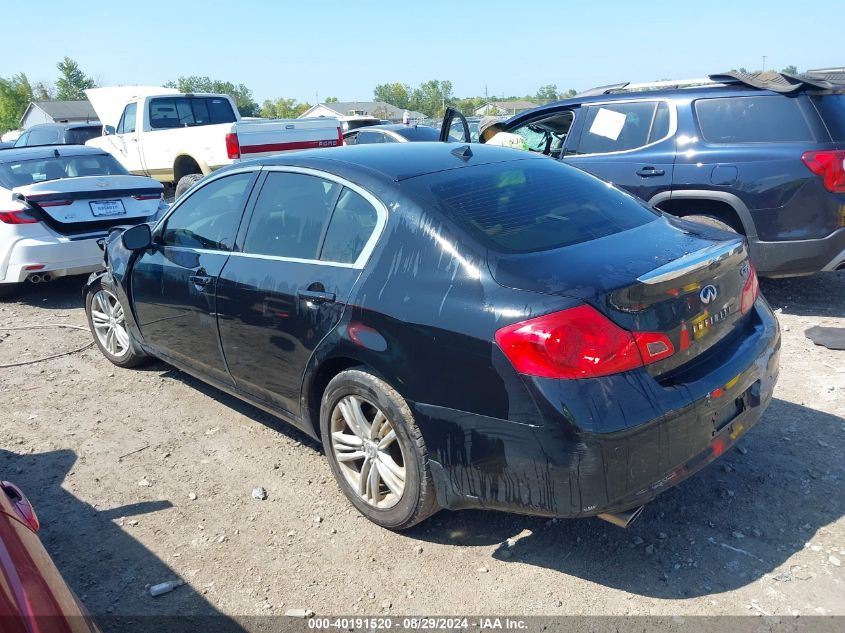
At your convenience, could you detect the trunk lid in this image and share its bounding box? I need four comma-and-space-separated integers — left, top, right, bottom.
14, 175, 163, 235
487, 216, 755, 376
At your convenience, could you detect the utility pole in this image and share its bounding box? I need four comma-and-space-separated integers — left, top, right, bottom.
762, 55, 767, 72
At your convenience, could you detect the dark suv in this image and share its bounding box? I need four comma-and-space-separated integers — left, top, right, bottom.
14, 122, 103, 148
444, 72, 845, 277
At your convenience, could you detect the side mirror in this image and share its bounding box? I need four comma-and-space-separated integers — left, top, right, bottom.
104, 125, 116, 136
122, 223, 152, 251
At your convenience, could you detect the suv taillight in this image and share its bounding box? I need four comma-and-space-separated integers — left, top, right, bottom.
740, 262, 760, 314
802, 150, 845, 193
225, 132, 241, 159
495, 304, 674, 379
337, 126, 343, 146
0, 210, 39, 224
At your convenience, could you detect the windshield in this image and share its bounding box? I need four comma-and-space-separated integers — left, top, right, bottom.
0, 154, 129, 189
405, 159, 658, 253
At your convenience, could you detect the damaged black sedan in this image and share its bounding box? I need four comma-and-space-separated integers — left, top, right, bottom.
84, 143, 780, 530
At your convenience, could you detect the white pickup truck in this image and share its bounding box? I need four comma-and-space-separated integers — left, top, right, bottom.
85, 87, 342, 195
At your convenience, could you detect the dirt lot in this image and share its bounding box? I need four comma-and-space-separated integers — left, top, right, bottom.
0, 271, 843, 627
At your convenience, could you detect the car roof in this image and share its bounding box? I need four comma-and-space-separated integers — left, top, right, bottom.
233, 142, 547, 182
25, 122, 101, 130
0, 145, 108, 163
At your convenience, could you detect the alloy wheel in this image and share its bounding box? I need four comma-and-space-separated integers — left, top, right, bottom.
90, 289, 130, 357
330, 395, 406, 509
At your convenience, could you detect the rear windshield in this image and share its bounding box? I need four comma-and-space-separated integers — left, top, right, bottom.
66, 126, 102, 145
810, 94, 845, 141
149, 96, 236, 129
405, 159, 658, 253
395, 126, 440, 141
0, 154, 128, 188
695, 96, 815, 143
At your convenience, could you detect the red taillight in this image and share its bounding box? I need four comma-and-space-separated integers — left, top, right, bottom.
740, 262, 759, 315
802, 150, 845, 193
0, 210, 39, 224
34, 199, 71, 207
225, 132, 241, 159
132, 193, 161, 201
495, 304, 674, 379
1, 482, 39, 532
337, 126, 343, 146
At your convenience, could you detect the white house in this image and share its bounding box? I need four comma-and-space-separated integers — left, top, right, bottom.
19, 100, 99, 129
299, 101, 426, 123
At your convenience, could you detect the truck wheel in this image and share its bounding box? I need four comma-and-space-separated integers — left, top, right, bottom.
683, 214, 738, 234
175, 173, 203, 199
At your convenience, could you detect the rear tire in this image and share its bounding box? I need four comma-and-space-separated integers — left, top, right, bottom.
683, 214, 738, 233
320, 369, 439, 530
175, 173, 203, 199
85, 279, 147, 368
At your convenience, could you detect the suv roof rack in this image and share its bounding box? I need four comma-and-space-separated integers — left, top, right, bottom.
577, 71, 845, 98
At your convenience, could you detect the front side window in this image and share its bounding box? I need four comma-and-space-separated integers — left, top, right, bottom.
573, 101, 668, 154
161, 172, 253, 251
117, 103, 137, 134
243, 172, 340, 259
27, 127, 62, 146
695, 96, 815, 143
149, 97, 236, 129
506, 111, 574, 157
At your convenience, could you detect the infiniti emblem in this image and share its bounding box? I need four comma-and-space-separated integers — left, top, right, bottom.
700, 285, 718, 304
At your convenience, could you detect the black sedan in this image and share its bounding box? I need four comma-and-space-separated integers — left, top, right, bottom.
343, 124, 439, 145
84, 143, 780, 530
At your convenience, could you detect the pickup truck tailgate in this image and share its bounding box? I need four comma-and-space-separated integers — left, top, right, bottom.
233, 118, 342, 158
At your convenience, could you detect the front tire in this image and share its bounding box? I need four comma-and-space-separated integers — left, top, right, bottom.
320, 369, 438, 530
85, 279, 147, 368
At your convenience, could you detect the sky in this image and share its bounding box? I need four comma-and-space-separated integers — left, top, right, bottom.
3, 0, 841, 104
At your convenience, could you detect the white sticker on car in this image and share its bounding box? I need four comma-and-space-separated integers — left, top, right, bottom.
589, 108, 627, 141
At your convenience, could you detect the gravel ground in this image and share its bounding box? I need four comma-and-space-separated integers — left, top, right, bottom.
0, 271, 843, 626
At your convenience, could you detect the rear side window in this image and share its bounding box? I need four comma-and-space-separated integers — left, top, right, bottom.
149, 97, 236, 129
243, 172, 341, 259
695, 96, 815, 143
573, 101, 669, 154
407, 159, 658, 253
810, 94, 845, 141
355, 131, 386, 144
320, 188, 379, 263
66, 127, 102, 145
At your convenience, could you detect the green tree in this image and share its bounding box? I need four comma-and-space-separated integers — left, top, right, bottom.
781, 65, 798, 74
55, 57, 95, 100
0, 73, 34, 132
164, 76, 259, 116
559, 88, 577, 99
260, 98, 312, 119
409, 80, 454, 118
535, 84, 559, 103
373, 82, 411, 109
325, 96, 338, 103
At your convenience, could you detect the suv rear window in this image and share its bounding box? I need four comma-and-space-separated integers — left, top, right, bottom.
407, 159, 658, 253
695, 96, 815, 143
810, 94, 845, 141
149, 97, 236, 129
66, 127, 102, 145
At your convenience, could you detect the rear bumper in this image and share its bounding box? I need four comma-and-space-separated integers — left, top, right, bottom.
417, 300, 781, 518
1, 233, 104, 284
750, 227, 845, 277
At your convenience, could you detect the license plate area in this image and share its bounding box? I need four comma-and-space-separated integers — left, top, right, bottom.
90, 200, 126, 217
711, 380, 761, 434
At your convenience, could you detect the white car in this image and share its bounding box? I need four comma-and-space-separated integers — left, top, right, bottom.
0, 145, 165, 296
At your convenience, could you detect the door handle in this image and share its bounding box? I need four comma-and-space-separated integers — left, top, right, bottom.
636, 166, 665, 177
189, 275, 214, 289
298, 289, 336, 304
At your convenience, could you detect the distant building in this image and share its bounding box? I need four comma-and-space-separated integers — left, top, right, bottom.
474, 100, 538, 116
299, 101, 426, 123
19, 100, 99, 129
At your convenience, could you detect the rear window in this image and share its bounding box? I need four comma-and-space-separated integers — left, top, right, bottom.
66, 127, 102, 145
0, 154, 127, 188
26, 127, 63, 146
695, 96, 815, 143
149, 97, 236, 129
810, 94, 845, 141
406, 159, 658, 253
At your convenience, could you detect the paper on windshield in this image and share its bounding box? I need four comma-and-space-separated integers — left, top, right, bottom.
589, 108, 627, 141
